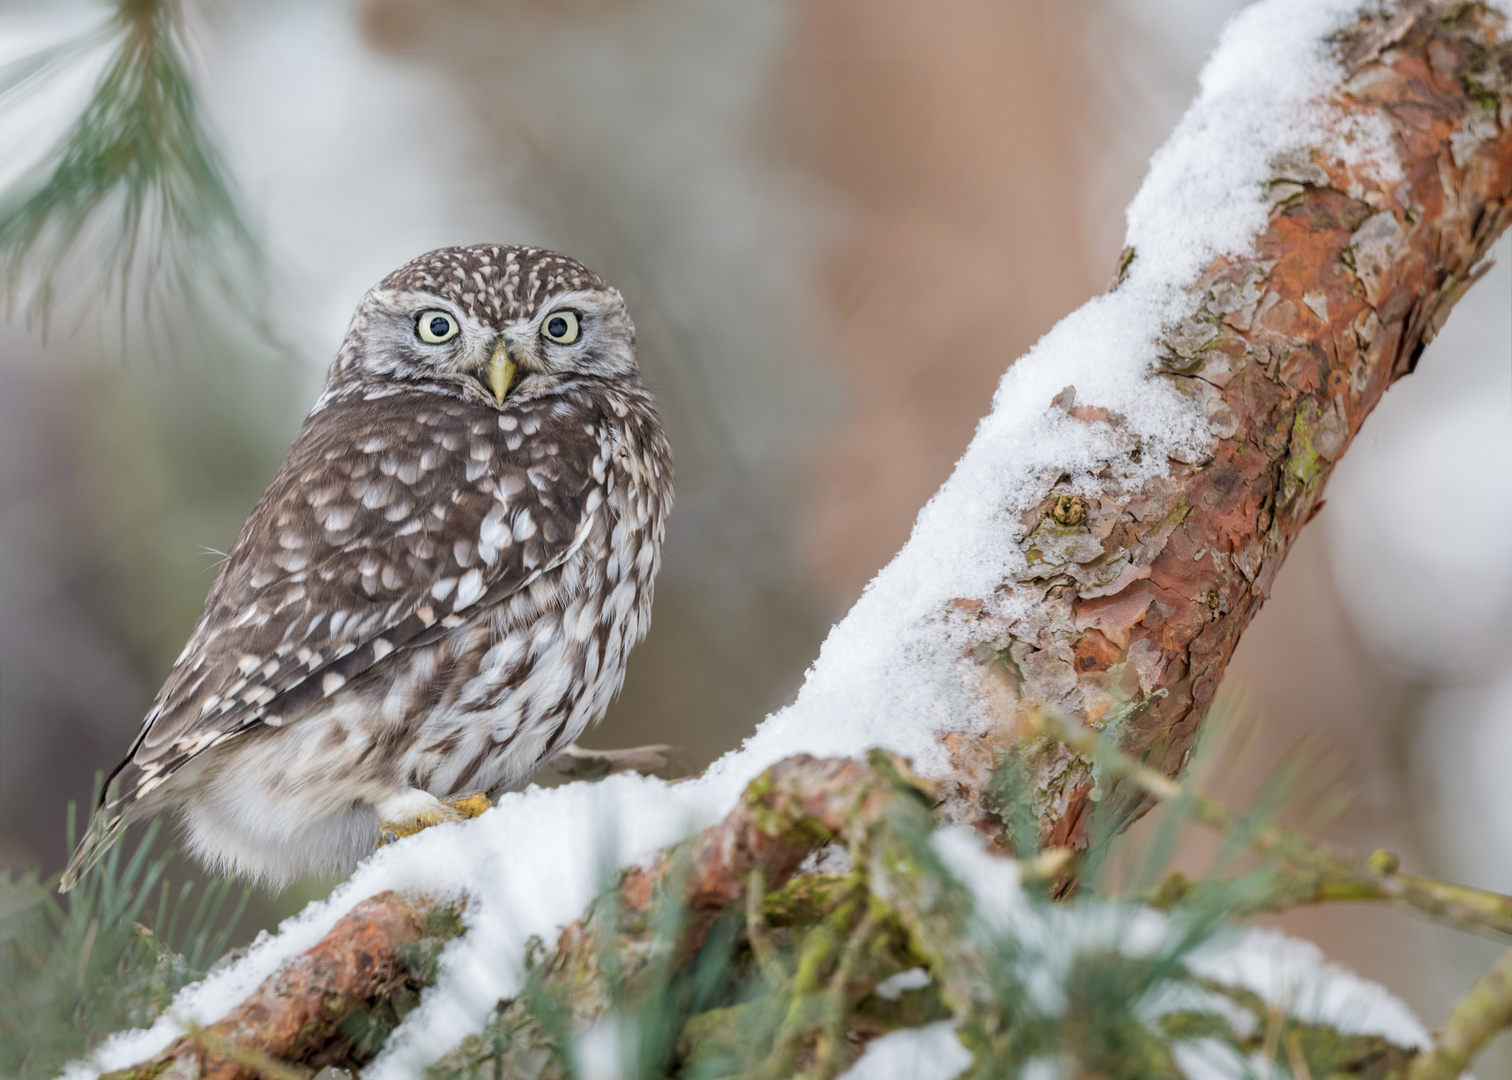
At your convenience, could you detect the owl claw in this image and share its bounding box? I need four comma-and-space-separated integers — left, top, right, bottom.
374, 790, 492, 848
443, 792, 493, 819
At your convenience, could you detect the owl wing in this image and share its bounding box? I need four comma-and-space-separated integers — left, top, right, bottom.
112, 386, 613, 807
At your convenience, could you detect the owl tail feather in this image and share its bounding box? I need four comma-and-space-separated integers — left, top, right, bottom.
59, 800, 131, 894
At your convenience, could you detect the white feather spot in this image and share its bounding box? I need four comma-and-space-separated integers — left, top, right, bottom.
322, 672, 347, 696
479, 512, 509, 553
321, 505, 356, 531
455, 568, 485, 610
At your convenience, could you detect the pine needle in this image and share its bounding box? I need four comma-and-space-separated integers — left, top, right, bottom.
0, 787, 247, 1080
0, 0, 264, 336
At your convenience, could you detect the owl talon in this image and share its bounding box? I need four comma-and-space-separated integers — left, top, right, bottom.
443, 793, 492, 819
374, 789, 493, 848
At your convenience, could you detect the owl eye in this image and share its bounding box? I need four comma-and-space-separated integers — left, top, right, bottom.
541, 310, 580, 345
416, 310, 460, 344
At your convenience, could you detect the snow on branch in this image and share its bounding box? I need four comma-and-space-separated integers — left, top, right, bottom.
74, 1, 1512, 1078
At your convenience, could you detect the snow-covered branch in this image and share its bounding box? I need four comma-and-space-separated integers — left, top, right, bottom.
78, 1, 1512, 1078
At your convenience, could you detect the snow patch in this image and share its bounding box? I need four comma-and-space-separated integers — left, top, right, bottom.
936, 826, 1430, 1054
834, 1022, 973, 1080
1188, 928, 1432, 1050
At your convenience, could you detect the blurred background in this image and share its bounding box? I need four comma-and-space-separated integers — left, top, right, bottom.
0, 0, 1507, 1065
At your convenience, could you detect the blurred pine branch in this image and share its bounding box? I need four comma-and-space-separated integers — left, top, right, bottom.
89, 725, 1497, 1080
0, 0, 263, 335
426, 747, 1416, 1080
0, 797, 247, 1080
1032, 711, 1512, 938
1408, 945, 1512, 1080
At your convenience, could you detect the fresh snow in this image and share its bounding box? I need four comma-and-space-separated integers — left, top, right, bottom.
68, 0, 1450, 1075
936, 826, 1431, 1048
833, 1022, 973, 1080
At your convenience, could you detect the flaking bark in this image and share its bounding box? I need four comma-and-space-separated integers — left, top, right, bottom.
105, 892, 458, 1080
942, 0, 1512, 850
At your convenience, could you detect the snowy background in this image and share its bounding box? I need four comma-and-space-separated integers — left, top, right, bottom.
0, 0, 1509, 1073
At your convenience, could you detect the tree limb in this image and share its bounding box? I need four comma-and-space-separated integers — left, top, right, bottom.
1036, 711, 1512, 937
940, 0, 1512, 850
102, 892, 460, 1080
1408, 945, 1512, 1080
102, 2, 1512, 1077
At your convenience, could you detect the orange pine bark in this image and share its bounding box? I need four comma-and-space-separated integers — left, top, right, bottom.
941, 1, 1512, 848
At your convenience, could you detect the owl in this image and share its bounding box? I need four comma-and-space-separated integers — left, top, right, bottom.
61, 245, 672, 889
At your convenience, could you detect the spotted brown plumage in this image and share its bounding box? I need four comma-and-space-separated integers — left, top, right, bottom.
62, 245, 672, 888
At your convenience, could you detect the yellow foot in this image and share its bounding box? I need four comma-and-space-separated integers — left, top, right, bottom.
375, 790, 492, 847
446, 792, 492, 818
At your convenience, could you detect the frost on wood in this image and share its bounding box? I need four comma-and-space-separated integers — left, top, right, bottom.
940, 0, 1512, 850
73, 1, 1512, 1079
101, 892, 461, 1080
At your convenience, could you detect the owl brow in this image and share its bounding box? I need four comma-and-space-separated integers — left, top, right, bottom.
409, 299, 459, 318
536, 288, 603, 316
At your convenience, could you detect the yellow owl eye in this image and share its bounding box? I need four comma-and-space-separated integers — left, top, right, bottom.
416, 310, 460, 344
541, 310, 580, 344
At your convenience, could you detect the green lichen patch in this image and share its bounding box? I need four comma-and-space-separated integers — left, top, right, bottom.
1052, 495, 1088, 528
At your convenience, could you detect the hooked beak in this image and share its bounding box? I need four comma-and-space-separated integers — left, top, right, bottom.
484, 341, 517, 403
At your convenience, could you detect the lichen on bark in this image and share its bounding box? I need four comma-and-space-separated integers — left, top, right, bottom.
940, 0, 1512, 857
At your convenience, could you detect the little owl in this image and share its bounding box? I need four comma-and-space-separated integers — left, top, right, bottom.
62, 244, 672, 889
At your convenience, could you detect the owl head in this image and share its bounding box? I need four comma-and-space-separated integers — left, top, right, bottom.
331, 244, 638, 404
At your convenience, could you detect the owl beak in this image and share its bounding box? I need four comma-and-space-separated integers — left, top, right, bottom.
484, 342, 517, 403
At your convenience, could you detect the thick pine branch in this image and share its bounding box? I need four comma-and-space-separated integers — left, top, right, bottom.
102, 893, 459, 1080
941, 0, 1512, 850
106, 2, 1512, 1078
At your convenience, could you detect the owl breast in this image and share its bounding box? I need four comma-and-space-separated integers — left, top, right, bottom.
396, 435, 666, 797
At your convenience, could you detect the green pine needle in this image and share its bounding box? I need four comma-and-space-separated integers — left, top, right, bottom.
0, 0, 263, 334
0, 792, 248, 1080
